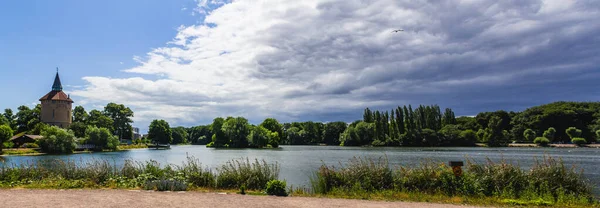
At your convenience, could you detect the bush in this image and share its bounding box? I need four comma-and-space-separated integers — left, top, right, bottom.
565, 127, 582, 139
38, 126, 76, 154
21, 143, 39, 148
144, 179, 188, 191
533, 137, 550, 146
216, 158, 279, 190
571, 138, 586, 146
266, 180, 288, 196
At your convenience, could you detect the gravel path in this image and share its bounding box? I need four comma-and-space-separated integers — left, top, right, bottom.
0, 189, 486, 208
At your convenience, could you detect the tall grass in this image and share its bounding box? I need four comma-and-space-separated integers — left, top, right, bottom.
0, 156, 279, 191
311, 156, 595, 205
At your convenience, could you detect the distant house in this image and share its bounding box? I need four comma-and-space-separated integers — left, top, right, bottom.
9, 133, 43, 147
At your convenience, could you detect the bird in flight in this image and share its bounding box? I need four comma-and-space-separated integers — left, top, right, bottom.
392, 29, 404, 33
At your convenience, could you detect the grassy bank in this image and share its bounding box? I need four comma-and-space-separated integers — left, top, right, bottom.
0, 156, 598, 207
0, 157, 278, 191
117, 144, 148, 150
0, 148, 44, 156
308, 156, 597, 207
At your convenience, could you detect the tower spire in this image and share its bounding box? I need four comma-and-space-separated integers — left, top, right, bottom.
52, 68, 63, 91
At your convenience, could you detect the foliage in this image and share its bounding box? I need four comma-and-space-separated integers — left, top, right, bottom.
144, 179, 188, 191
87, 110, 114, 131
266, 180, 288, 196
210, 117, 227, 147
69, 122, 88, 138
571, 138, 587, 146
565, 127, 582, 139
148, 120, 172, 144
21, 142, 39, 148
73, 106, 88, 123
0, 124, 13, 152
216, 158, 279, 190
103, 103, 134, 140
533, 137, 550, 146
322, 121, 347, 145
484, 116, 509, 147
38, 126, 76, 154
222, 117, 251, 148
459, 130, 477, 146
171, 126, 188, 144
544, 127, 556, 141
260, 118, 283, 141
85, 126, 119, 151
248, 126, 269, 148
311, 156, 594, 206
523, 129, 536, 142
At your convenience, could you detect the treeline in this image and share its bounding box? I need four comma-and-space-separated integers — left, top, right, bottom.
170, 101, 600, 147
1, 103, 134, 153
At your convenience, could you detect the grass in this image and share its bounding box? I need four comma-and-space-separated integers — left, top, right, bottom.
0, 156, 279, 192
308, 156, 598, 207
0, 155, 598, 207
117, 144, 148, 150
0, 148, 44, 156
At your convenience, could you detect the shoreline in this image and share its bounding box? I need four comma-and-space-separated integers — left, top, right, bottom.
2, 143, 599, 156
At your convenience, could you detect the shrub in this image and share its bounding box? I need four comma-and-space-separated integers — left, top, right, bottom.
523, 129, 536, 142
216, 158, 279, 190
266, 180, 288, 196
571, 138, 586, 146
565, 127, 582, 139
533, 137, 550, 146
543, 127, 556, 141
144, 179, 188, 191
38, 126, 76, 154
21, 143, 39, 148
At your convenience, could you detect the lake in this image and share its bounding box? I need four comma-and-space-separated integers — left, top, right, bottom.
2, 145, 599, 193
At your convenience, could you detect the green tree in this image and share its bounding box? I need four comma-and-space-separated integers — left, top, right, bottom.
148, 120, 172, 144
363, 108, 374, 123
222, 117, 250, 148
596, 130, 600, 141
69, 122, 88, 138
103, 103, 134, 140
523, 129, 536, 142
260, 118, 283, 139
268, 131, 280, 148
565, 127, 582, 139
339, 126, 359, 146
15, 105, 39, 133
38, 126, 76, 154
3, 108, 16, 130
354, 121, 375, 146
210, 117, 227, 147
438, 124, 461, 145
322, 121, 347, 145
442, 108, 457, 126
171, 126, 189, 144
85, 126, 119, 151
30, 122, 49, 135
0, 124, 14, 152
484, 116, 509, 147
459, 130, 477, 146
286, 127, 304, 145
421, 129, 439, 146
87, 110, 114, 131
73, 106, 88, 123
248, 126, 269, 148
543, 127, 556, 141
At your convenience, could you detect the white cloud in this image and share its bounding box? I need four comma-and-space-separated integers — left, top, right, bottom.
72, 0, 600, 129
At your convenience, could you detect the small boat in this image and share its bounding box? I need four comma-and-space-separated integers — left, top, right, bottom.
147, 144, 171, 149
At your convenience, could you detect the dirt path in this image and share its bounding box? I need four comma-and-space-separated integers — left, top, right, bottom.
0, 189, 485, 208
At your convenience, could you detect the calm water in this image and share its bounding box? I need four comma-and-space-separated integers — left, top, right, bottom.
2, 146, 599, 193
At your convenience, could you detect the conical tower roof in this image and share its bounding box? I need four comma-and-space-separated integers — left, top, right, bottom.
39, 69, 73, 103
52, 71, 62, 91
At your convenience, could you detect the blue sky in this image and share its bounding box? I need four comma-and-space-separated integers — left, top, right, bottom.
0, 0, 199, 106
1, 1, 599, 133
